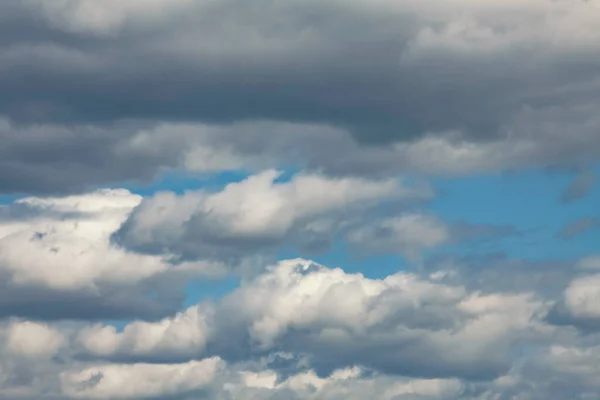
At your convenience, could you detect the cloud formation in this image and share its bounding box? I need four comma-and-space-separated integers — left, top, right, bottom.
0, 189, 224, 321
114, 170, 433, 261
1, 0, 600, 398
561, 170, 596, 204
0, 255, 598, 399
0, 0, 600, 194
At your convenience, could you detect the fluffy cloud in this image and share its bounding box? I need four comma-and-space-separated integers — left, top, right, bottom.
1, 320, 64, 359
114, 170, 433, 261
212, 259, 544, 380
1, 256, 600, 399
549, 265, 600, 331
60, 357, 223, 400
77, 305, 211, 363
229, 367, 467, 400
0, 189, 224, 321
77, 259, 545, 382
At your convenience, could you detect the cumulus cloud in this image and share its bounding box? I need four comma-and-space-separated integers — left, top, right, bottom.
1, 256, 600, 399
229, 366, 467, 400
212, 259, 544, 380
77, 305, 211, 363
0, 189, 224, 321
79, 259, 545, 382
60, 357, 223, 400
114, 170, 433, 261
549, 270, 600, 331
2, 320, 64, 359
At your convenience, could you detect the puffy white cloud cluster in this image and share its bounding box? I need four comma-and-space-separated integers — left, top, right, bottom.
114, 170, 433, 260
0, 253, 597, 399
0, 169, 596, 399
0, 188, 224, 321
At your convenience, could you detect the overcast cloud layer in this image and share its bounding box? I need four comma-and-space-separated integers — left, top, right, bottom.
1, 0, 600, 193
1, 0, 600, 399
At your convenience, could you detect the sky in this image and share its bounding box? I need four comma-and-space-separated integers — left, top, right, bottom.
1, 0, 600, 399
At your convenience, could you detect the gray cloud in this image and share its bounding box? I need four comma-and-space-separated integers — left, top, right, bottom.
556, 216, 599, 240
2, 0, 598, 141
0, 119, 184, 195
0, 0, 599, 194
422, 253, 576, 299
345, 215, 522, 262
561, 170, 596, 204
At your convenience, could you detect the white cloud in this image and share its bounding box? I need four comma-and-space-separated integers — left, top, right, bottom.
232, 366, 465, 400
72, 258, 544, 381
78, 305, 211, 361
0, 189, 163, 289
60, 357, 222, 399
26, 0, 195, 36
3, 320, 64, 358
214, 259, 541, 379
562, 273, 600, 321
0, 189, 224, 321
115, 170, 432, 260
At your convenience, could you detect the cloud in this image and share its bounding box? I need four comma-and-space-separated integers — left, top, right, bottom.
214, 259, 542, 380
82, 259, 544, 382
556, 217, 599, 240
2, 1, 600, 397
76, 305, 211, 363
548, 270, 600, 331
2, 320, 64, 359
60, 357, 223, 400
228, 367, 467, 400
346, 213, 450, 262
114, 170, 433, 261
561, 170, 596, 204
0, 118, 190, 195
0, 0, 599, 194
0, 189, 224, 321
2, 0, 600, 141
422, 254, 576, 300
1, 256, 600, 399
345, 214, 520, 262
